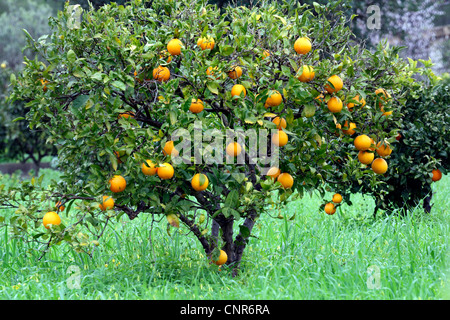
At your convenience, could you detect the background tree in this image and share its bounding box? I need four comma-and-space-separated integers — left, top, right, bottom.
0, 0, 57, 165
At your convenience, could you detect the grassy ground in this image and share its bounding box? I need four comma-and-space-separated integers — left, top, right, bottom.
0, 169, 449, 300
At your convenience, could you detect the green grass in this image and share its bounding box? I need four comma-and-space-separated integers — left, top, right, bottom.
0, 169, 449, 299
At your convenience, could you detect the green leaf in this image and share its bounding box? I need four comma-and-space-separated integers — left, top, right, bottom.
111, 81, 126, 91
206, 81, 219, 94
302, 104, 316, 118
67, 49, 77, 63
220, 45, 234, 56
239, 225, 250, 238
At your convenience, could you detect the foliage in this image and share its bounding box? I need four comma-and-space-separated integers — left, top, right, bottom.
1, 0, 441, 274
0, 57, 57, 165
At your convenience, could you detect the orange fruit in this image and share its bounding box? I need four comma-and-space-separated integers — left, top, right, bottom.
271, 130, 288, 147
191, 173, 209, 191
332, 193, 342, 204
56, 201, 65, 212
167, 38, 182, 56
206, 66, 221, 79
432, 169, 442, 182
325, 75, 343, 93
226, 142, 242, 157
342, 121, 356, 135
277, 173, 294, 189
354, 134, 372, 151
157, 162, 174, 180
358, 151, 375, 165
43, 211, 61, 229
297, 65, 315, 82
109, 175, 126, 193
383, 111, 393, 116
153, 66, 170, 82
371, 158, 388, 174
375, 88, 391, 109
294, 37, 312, 55
267, 167, 281, 179
190, 99, 204, 113
376, 142, 392, 157
163, 141, 179, 157
118, 111, 135, 119
327, 96, 343, 113
265, 90, 282, 108
324, 203, 336, 215
212, 249, 228, 266
198, 36, 215, 50
272, 117, 287, 129
231, 84, 246, 98
347, 95, 366, 110
227, 66, 243, 79
141, 160, 158, 176
99, 195, 114, 211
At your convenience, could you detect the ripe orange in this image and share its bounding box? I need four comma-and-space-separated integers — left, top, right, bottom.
376, 142, 392, 157
265, 90, 282, 108
347, 95, 366, 110
294, 37, 312, 55
383, 111, 393, 116
231, 84, 246, 98
272, 117, 287, 129
432, 169, 442, 182
354, 134, 372, 151
227, 66, 243, 79
163, 141, 179, 157
297, 65, 315, 82
167, 38, 183, 56
342, 121, 356, 135
226, 142, 242, 157
43, 211, 61, 229
190, 99, 204, 113
375, 88, 391, 109
191, 173, 209, 191
153, 66, 170, 82
358, 151, 375, 165
332, 193, 342, 204
56, 201, 65, 212
206, 66, 220, 79
198, 36, 215, 50
141, 160, 158, 176
327, 96, 343, 113
109, 175, 127, 193
267, 167, 281, 179
118, 111, 135, 119
325, 75, 343, 93
272, 130, 288, 147
212, 249, 228, 266
277, 173, 294, 189
371, 158, 388, 174
157, 162, 174, 180
324, 202, 336, 215
99, 195, 114, 211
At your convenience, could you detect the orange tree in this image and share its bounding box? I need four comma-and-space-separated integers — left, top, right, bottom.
318, 48, 448, 215
1, 0, 429, 274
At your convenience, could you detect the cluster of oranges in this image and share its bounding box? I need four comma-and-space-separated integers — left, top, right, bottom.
324, 193, 343, 215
